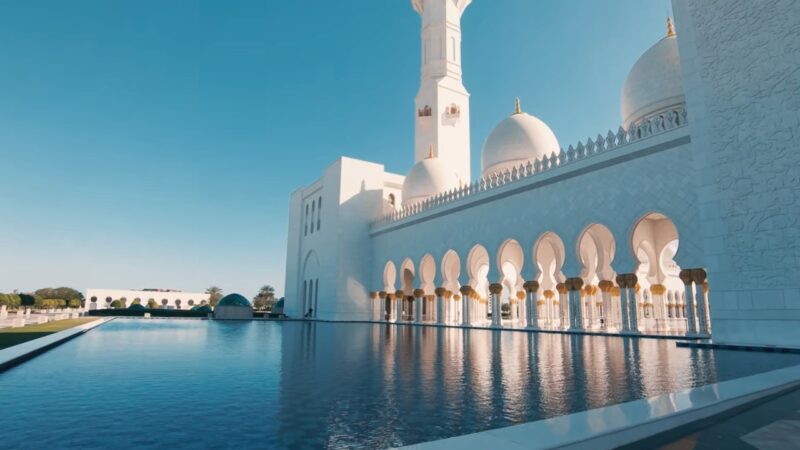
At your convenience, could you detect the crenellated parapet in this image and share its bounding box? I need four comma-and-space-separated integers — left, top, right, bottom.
372, 106, 688, 228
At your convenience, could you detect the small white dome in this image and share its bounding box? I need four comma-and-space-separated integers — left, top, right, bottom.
401, 157, 458, 207
481, 108, 560, 178
621, 33, 684, 128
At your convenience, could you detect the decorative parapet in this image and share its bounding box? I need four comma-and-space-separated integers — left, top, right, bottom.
372, 106, 688, 228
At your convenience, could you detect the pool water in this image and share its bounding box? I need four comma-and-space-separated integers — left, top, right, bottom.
1, 319, 799, 449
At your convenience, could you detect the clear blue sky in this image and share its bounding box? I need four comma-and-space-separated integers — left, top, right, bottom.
0, 0, 672, 299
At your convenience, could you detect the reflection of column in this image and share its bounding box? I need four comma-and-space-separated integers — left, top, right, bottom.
679, 270, 697, 335
566, 278, 584, 331
489, 283, 503, 328
413, 289, 424, 323
460, 286, 472, 327
434, 288, 445, 325
395, 290, 404, 323
524, 281, 539, 329
692, 269, 710, 336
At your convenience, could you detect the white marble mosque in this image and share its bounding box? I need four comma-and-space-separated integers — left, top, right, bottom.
284, 0, 800, 348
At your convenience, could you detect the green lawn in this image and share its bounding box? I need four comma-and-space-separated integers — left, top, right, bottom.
0, 318, 99, 350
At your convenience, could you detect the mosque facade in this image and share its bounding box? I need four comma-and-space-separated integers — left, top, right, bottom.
284, 0, 800, 348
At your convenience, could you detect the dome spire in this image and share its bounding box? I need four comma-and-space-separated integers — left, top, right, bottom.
666, 17, 676, 37
514, 97, 522, 115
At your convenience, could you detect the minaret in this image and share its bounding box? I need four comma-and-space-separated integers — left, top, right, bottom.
412, 0, 472, 185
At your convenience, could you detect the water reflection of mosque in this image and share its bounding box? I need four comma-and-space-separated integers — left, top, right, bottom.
277, 323, 720, 448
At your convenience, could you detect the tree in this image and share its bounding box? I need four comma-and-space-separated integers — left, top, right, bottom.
206, 286, 223, 307
19, 294, 35, 311
253, 285, 276, 311
34, 287, 83, 305
68, 299, 80, 308
110, 300, 124, 309
147, 298, 158, 309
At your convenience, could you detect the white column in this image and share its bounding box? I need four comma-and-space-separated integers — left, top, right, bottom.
628, 287, 640, 333
489, 283, 502, 328
695, 280, 709, 336
435, 288, 445, 325
600, 281, 612, 331
617, 276, 631, 333
414, 290, 423, 323
525, 281, 539, 329
461, 287, 471, 327
680, 270, 698, 335
395, 291, 405, 323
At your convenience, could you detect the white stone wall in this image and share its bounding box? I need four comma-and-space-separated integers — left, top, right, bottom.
85, 289, 209, 310
674, 0, 800, 347
371, 127, 702, 291
283, 157, 405, 320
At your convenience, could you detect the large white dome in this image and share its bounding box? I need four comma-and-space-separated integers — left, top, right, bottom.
621, 31, 684, 128
481, 107, 560, 178
401, 156, 458, 207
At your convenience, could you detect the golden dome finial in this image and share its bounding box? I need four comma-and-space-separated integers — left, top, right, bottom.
667, 17, 676, 37
427, 144, 434, 158
514, 97, 522, 115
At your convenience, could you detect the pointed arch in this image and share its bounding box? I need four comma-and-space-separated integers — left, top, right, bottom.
383, 261, 397, 293
533, 232, 566, 290
420, 253, 437, 295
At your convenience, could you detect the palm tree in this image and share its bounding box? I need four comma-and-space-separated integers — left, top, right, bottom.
206, 286, 223, 307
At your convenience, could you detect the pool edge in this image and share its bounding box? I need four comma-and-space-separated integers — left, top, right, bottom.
399, 363, 800, 450
0, 318, 114, 373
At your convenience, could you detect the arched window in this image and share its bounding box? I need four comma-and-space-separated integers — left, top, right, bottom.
90, 296, 97, 303
388, 193, 396, 207
188, 299, 194, 306
105, 297, 112, 304
304, 204, 309, 236
317, 197, 322, 231
161, 299, 168, 306
310, 201, 315, 234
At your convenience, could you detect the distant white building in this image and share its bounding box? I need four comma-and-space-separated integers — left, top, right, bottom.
284, 0, 800, 348
86, 288, 209, 310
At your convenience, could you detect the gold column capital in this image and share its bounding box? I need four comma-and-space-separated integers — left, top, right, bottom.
691, 268, 708, 284
523, 280, 540, 292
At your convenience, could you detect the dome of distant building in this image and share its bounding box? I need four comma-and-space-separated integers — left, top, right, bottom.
216, 293, 251, 307
214, 293, 253, 320
621, 19, 685, 128
481, 99, 560, 178
401, 154, 459, 207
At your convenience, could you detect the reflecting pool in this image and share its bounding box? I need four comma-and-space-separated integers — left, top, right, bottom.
1, 319, 799, 448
